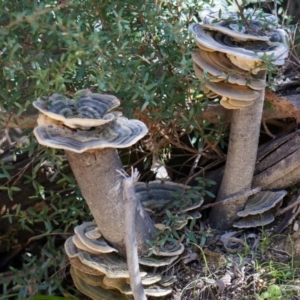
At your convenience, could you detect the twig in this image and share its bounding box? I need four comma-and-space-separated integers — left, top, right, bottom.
1, 2, 71, 31
200, 187, 262, 210
282, 0, 291, 26
188, 154, 201, 177
117, 168, 147, 300
276, 194, 300, 216
262, 120, 276, 139
274, 0, 278, 19
233, 0, 250, 29
184, 158, 225, 186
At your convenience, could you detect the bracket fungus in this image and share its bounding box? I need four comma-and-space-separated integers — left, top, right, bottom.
33, 92, 204, 299
33, 91, 153, 256
33, 90, 121, 129
189, 8, 289, 229
233, 190, 287, 229
62, 180, 202, 299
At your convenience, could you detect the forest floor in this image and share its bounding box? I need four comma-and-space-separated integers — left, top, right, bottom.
168, 224, 300, 300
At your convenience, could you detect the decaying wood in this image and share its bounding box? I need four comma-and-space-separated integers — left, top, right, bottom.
253, 148, 300, 188
1, 91, 300, 129
274, 195, 300, 233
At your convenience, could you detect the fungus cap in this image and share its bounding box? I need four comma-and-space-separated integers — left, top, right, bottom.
74, 222, 118, 253
78, 251, 147, 279
138, 255, 179, 267
192, 50, 266, 90
72, 265, 105, 287
73, 235, 104, 255
127, 274, 162, 286
193, 63, 260, 101
33, 117, 148, 153
33, 91, 121, 129
64, 236, 80, 258
189, 23, 289, 70
237, 190, 287, 217
70, 257, 104, 276
220, 97, 255, 109
200, 8, 278, 29
70, 267, 129, 300
103, 277, 172, 297
233, 210, 275, 228
152, 243, 184, 257
159, 276, 177, 287
201, 22, 270, 42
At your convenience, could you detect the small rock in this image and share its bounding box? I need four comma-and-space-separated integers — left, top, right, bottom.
293, 221, 299, 231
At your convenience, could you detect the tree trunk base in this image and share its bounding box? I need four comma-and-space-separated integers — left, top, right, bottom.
65, 148, 154, 256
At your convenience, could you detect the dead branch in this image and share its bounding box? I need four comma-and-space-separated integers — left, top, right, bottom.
200, 187, 262, 211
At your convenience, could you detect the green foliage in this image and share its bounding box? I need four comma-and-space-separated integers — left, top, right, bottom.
259, 285, 283, 300
0, 0, 211, 123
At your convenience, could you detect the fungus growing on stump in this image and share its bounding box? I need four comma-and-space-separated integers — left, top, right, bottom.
61, 180, 196, 299
33, 90, 204, 299
189, 8, 289, 229
33, 90, 153, 255
233, 190, 287, 228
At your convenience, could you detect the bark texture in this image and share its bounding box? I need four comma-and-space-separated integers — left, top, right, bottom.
65, 148, 154, 256
209, 78, 266, 229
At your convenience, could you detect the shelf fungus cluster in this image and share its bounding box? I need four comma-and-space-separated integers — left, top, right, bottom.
189, 9, 289, 109
63, 181, 203, 300
233, 190, 287, 228
65, 221, 177, 299
33, 91, 146, 153
33, 91, 204, 299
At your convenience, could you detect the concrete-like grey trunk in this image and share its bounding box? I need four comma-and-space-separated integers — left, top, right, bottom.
209, 74, 266, 229
65, 148, 154, 256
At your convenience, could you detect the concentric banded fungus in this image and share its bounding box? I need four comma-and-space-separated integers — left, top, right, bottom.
64, 220, 181, 298
200, 8, 278, 30
72, 267, 105, 287
62, 179, 203, 299
232, 190, 287, 229
34, 92, 204, 298
189, 21, 288, 72
34, 117, 148, 153
33, 91, 121, 129
69, 256, 104, 276
237, 190, 287, 217
192, 63, 259, 96
103, 277, 172, 297
33, 92, 154, 256
136, 180, 203, 212
189, 8, 289, 229
70, 267, 129, 300
233, 210, 275, 229
73, 223, 117, 254
191, 51, 266, 90
138, 255, 179, 267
